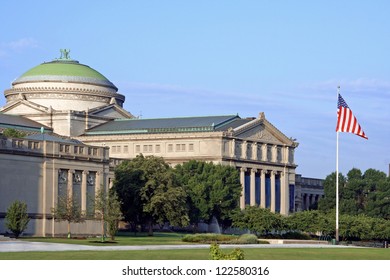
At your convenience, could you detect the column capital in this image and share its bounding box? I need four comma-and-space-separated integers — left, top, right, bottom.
251, 168, 258, 174
82, 170, 89, 175
240, 167, 247, 172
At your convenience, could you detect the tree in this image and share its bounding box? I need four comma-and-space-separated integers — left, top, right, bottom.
2, 128, 26, 138
232, 206, 285, 236
113, 155, 189, 235
52, 191, 85, 238
106, 191, 123, 240
318, 172, 346, 212
286, 210, 333, 234
5, 200, 30, 238
113, 162, 144, 233
319, 168, 390, 220
94, 188, 108, 242
94, 188, 123, 241
175, 160, 242, 229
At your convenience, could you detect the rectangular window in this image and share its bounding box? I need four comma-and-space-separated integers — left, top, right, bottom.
112, 146, 116, 153
168, 144, 173, 152
124, 145, 128, 153
135, 145, 140, 153
74, 146, 78, 153
176, 144, 186, 152
79, 147, 84, 154
65, 145, 70, 153
155, 144, 161, 153
117, 146, 121, 153
189, 143, 194, 152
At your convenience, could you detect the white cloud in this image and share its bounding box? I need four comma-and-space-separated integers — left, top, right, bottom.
7, 38, 38, 50
0, 38, 39, 58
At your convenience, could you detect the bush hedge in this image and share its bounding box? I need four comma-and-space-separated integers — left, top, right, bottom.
182, 233, 262, 244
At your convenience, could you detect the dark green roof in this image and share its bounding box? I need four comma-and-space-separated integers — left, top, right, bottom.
0, 113, 51, 132
25, 134, 82, 144
85, 115, 247, 135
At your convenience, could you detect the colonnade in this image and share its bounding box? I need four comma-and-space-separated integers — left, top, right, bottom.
239, 167, 291, 215
301, 193, 322, 210
58, 169, 103, 213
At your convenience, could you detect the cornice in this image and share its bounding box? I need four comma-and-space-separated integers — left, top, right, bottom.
4, 87, 125, 102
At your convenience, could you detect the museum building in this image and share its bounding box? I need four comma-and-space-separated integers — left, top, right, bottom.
0, 51, 318, 236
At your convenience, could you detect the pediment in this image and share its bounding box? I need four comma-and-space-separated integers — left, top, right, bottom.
89, 104, 134, 119
0, 100, 48, 115
233, 114, 296, 146
236, 124, 281, 143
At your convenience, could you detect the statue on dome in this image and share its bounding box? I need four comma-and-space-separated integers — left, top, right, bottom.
59, 49, 71, 60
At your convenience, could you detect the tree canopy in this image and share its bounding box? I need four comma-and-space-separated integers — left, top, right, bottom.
174, 160, 242, 228
318, 168, 390, 220
113, 155, 189, 235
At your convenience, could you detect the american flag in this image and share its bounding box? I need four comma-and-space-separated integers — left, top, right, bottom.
336, 94, 368, 139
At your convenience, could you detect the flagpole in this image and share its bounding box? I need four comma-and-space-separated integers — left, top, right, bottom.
336, 86, 340, 242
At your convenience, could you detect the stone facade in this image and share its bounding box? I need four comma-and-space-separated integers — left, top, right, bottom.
0, 135, 110, 236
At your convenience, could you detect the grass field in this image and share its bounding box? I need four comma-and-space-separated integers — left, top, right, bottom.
1, 232, 389, 260
20, 232, 187, 246
1, 248, 390, 260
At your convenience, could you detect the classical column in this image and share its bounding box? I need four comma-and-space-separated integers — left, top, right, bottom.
239, 167, 246, 209
231, 139, 236, 158
311, 194, 316, 206
242, 141, 247, 159
280, 170, 289, 215
272, 145, 277, 162
81, 171, 88, 212
260, 170, 266, 208
67, 169, 74, 198
95, 171, 101, 194
262, 144, 267, 161
250, 169, 257, 206
270, 170, 276, 212
284, 146, 290, 164
305, 193, 310, 210
252, 143, 258, 160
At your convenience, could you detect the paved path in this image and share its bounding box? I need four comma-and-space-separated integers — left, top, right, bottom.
0, 240, 356, 252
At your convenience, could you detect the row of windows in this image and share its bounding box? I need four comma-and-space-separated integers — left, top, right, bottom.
111, 143, 195, 154
111, 145, 129, 153
59, 144, 98, 156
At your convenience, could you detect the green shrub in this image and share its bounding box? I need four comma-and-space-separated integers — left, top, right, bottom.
282, 231, 311, 240
182, 233, 237, 243
5, 200, 30, 238
209, 243, 244, 260
237, 234, 258, 244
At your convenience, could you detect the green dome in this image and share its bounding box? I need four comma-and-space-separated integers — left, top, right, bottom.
13, 58, 118, 91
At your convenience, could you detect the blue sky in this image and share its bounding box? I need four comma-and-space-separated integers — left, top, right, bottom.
1, 0, 389, 179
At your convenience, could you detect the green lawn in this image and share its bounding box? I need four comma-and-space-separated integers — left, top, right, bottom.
20, 232, 187, 246
2, 233, 389, 260
1, 248, 390, 260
